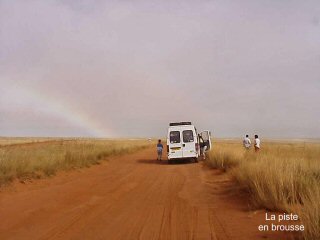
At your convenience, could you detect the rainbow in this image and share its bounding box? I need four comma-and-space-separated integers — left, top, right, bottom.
8, 85, 113, 137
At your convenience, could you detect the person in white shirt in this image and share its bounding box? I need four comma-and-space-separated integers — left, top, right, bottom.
243, 134, 251, 149
254, 135, 261, 152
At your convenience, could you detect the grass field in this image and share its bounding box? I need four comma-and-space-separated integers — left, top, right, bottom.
0, 138, 151, 186
0, 137, 56, 146
206, 140, 320, 240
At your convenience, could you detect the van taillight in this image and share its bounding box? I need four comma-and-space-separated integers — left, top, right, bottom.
167, 145, 169, 152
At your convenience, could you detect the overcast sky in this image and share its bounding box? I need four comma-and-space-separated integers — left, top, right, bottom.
1, 0, 319, 138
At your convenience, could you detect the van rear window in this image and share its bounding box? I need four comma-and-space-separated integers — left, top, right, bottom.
170, 131, 180, 143
183, 130, 194, 142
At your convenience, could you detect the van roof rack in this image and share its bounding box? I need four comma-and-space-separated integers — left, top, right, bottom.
169, 122, 192, 126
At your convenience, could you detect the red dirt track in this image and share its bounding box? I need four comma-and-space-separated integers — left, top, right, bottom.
0, 147, 289, 240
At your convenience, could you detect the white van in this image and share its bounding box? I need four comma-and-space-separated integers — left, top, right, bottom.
167, 122, 211, 163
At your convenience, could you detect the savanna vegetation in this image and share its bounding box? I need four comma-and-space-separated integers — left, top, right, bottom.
0, 137, 54, 146
0, 138, 151, 186
206, 140, 320, 240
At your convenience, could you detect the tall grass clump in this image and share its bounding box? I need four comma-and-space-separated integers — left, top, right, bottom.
206, 142, 242, 171
0, 139, 151, 186
206, 140, 320, 240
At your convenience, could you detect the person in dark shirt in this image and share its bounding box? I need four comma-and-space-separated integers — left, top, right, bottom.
198, 135, 207, 160
157, 139, 163, 161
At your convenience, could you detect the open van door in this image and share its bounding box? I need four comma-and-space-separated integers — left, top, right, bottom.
200, 130, 212, 151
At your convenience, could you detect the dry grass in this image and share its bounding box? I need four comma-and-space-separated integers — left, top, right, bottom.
0, 137, 55, 146
0, 138, 151, 186
206, 140, 320, 240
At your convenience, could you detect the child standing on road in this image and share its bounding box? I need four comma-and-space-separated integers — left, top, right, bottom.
254, 135, 261, 152
157, 139, 163, 161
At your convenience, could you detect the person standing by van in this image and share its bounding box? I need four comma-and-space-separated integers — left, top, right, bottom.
254, 135, 261, 152
199, 135, 207, 160
157, 139, 163, 161
243, 134, 251, 149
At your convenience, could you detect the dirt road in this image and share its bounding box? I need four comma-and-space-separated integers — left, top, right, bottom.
0, 147, 289, 240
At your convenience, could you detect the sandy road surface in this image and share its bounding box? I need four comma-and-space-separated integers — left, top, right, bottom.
0, 147, 289, 240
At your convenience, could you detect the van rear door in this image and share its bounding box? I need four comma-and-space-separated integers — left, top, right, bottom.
200, 130, 212, 150
182, 129, 197, 158
168, 130, 183, 158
